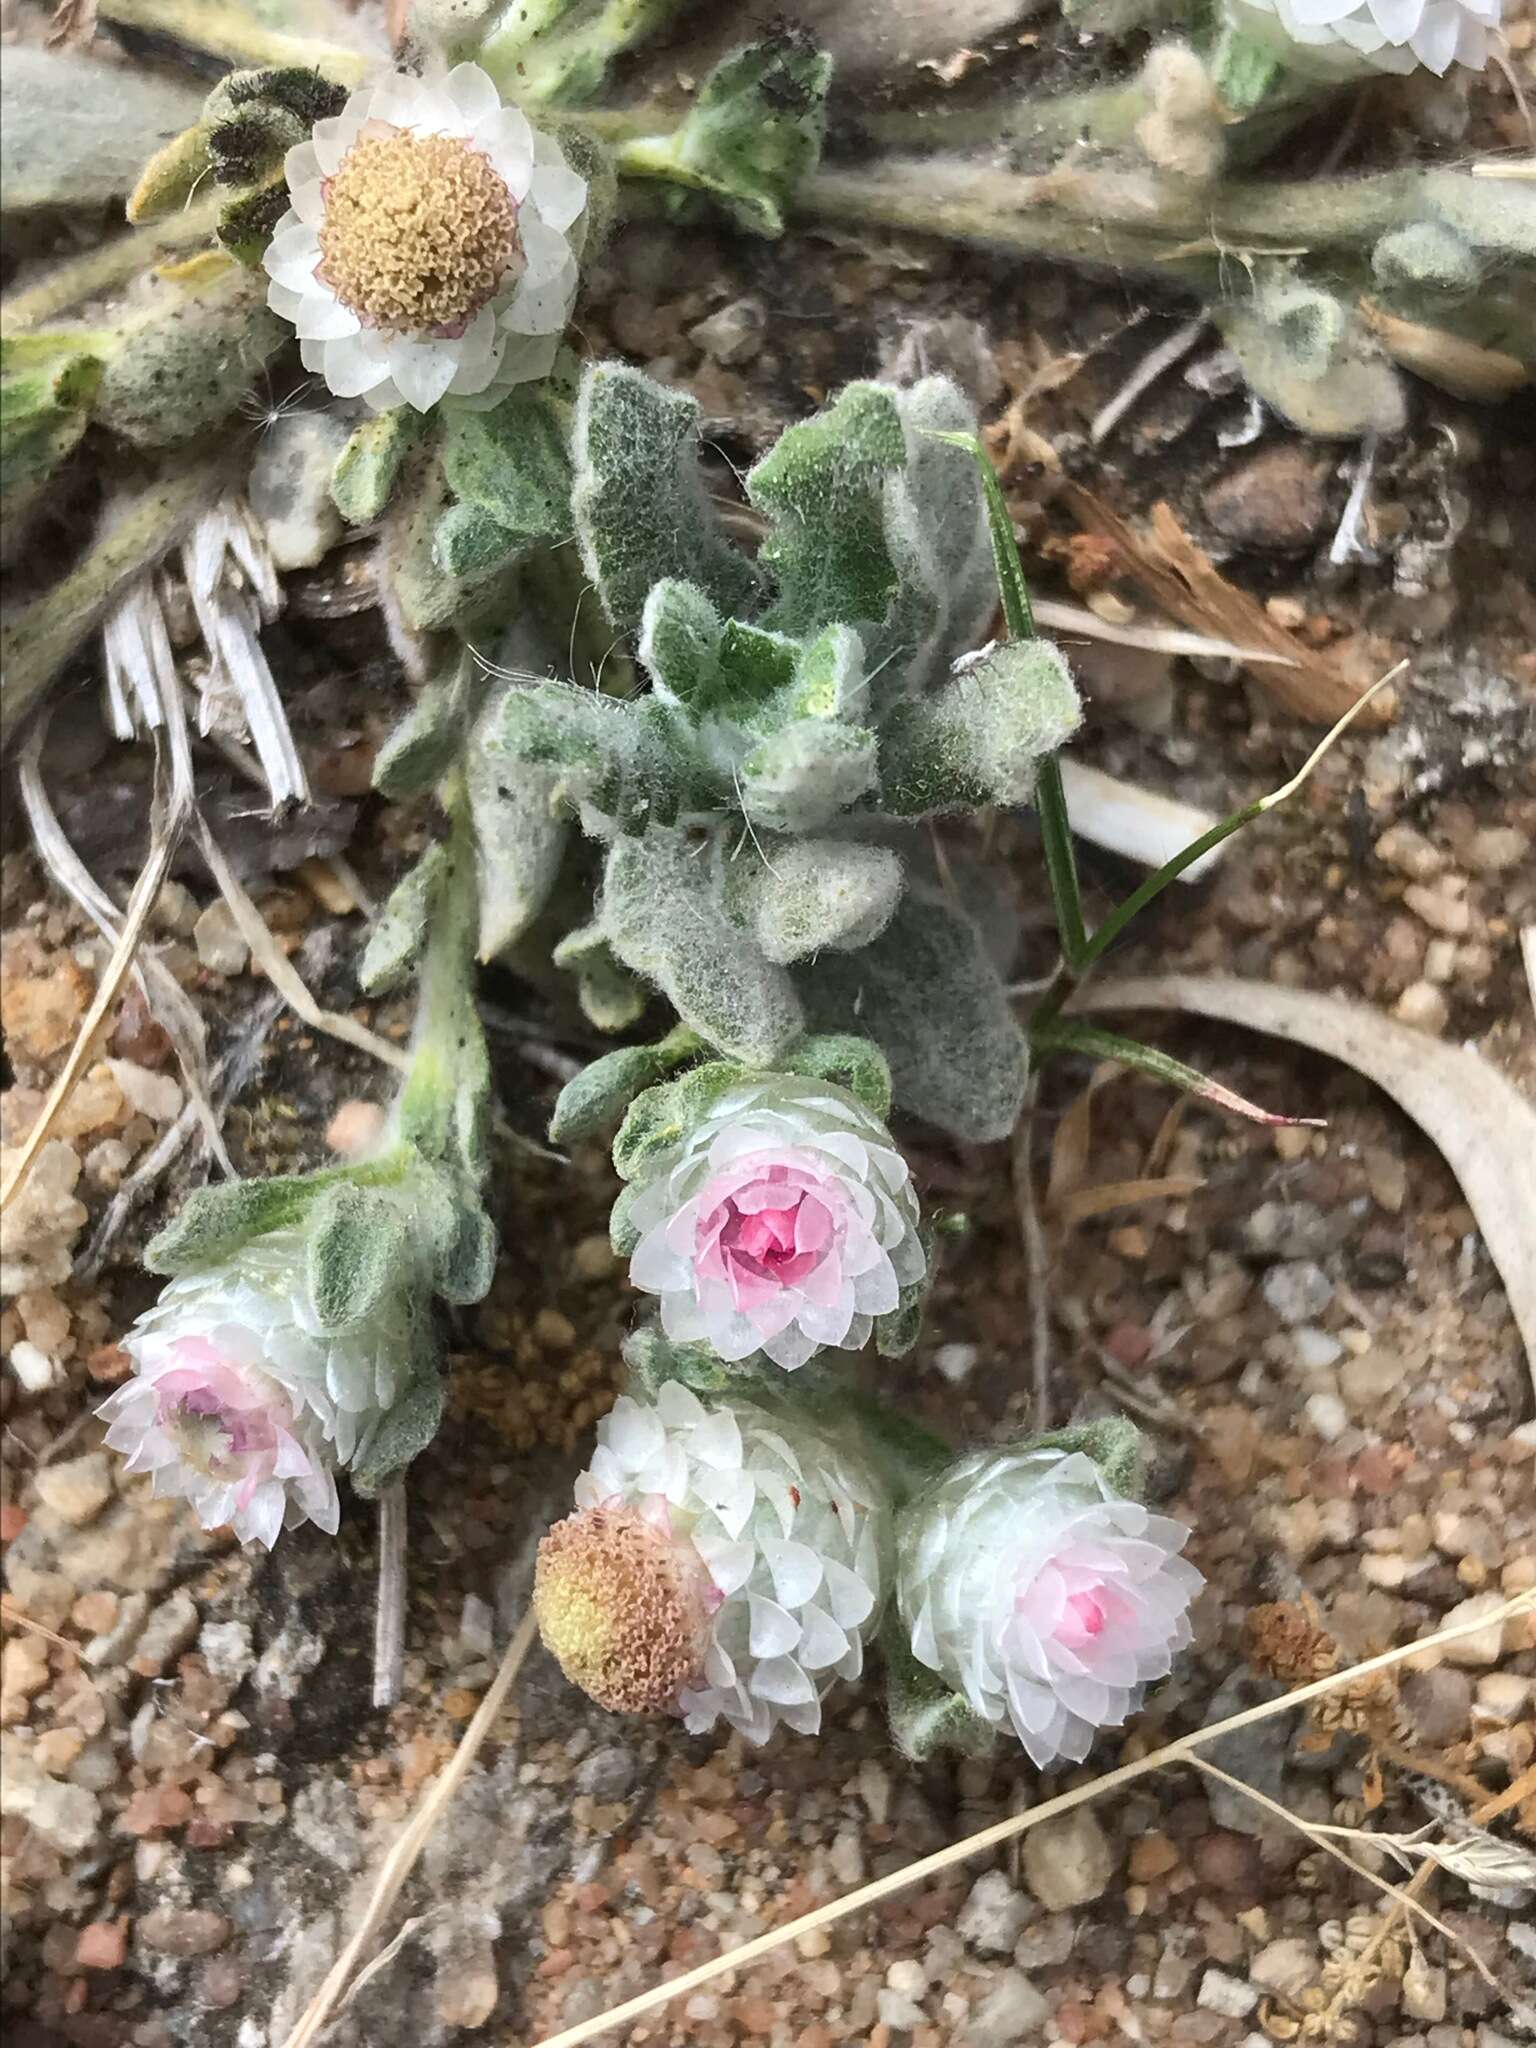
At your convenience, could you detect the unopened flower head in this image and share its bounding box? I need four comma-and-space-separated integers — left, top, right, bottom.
538, 1382, 892, 1742
262, 63, 586, 412
98, 1228, 415, 1547
1227, 0, 1500, 75
896, 1444, 1203, 1767
625, 1075, 925, 1372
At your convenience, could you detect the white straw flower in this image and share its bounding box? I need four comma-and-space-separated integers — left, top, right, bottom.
536, 1383, 892, 1742
896, 1444, 1203, 1768
262, 62, 587, 412
98, 1228, 414, 1547
624, 1075, 925, 1372
1227, 0, 1500, 74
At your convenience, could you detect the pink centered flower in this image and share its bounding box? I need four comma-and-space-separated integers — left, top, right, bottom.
101, 1335, 338, 1550
623, 1077, 925, 1371
897, 1446, 1204, 1767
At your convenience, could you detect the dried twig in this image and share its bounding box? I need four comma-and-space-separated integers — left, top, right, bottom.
280, 1608, 539, 2048
193, 818, 409, 1075
525, 1591, 1533, 2048
1186, 1756, 1503, 1993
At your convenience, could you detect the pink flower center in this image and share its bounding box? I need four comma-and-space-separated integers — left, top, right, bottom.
697, 1165, 838, 1313
1058, 1589, 1107, 1647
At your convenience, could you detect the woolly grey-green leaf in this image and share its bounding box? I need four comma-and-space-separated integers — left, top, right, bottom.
305, 1183, 409, 1330
0, 345, 102, 503
620, 1322, 744, 1397
434, 501, 523, 581
796, 888, 1027, 1142
884, 1625, 997, 1762
611, 1059, 753, 1182
358, 845, 446, 996
1372, 221, 1482, 298
332, 407, 419, 525
143, 1173, 324, 1274
1218, 287, 1407, 440
666, 32, 832, 238
440, 385, 571, 538
748, 381, 907, 640
571, 363, 759, 637
725, 836, 902, 964
868, 376, 996, 699
373, 658, 481, 800
493, 683, 703, 834
548, 1026, 704, 1146
349, 1352, 445, 1496
776, 1033, 892, 1117
783, 623, 868, 725
552, 920, 648, 1032
467, 700, 569, 962
739, 720, 878, 835
600, 830, 804, 1063
414, 1165, 498, 1304
638, 577, 725, 708
879, 639, 1081, 818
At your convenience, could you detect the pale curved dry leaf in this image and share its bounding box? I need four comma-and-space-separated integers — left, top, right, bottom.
1071, 974, 1536, 1396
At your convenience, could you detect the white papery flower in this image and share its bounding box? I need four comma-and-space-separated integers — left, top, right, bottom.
896, 1445, 1203, 1768
1227, 0, 1500, 75
624, 1075, 925, 1372
536, 1383, 892, 1742
98, 1229, 413, 1547
262, 62, 586, 412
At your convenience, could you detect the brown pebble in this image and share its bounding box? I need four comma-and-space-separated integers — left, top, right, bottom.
1129, 1831, 1181, 1881
1191, 1830, 1262, 1894
76, 1920, 129, 1972
197, 1954, 245, 2009
1201, 445, 1331, 552
138, 1907, 231, 1957
325, 1099, 387, 1159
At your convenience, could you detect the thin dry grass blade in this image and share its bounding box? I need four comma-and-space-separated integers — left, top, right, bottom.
193, 819, 408, 1075
280, 1609, 538, 2048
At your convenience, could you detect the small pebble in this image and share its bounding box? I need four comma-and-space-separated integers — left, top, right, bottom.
138, 1907, 232, 1958
33, 1452, 113, 1527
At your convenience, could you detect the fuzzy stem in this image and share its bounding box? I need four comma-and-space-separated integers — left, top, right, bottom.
94, 0, 370, 81
796, 160, 1534, 284
0, 196, 224, 333
0, 459, 231, 741
394, 775, 487, 1172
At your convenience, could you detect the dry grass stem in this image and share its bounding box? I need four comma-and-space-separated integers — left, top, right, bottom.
1, 796, 187, 1215
1185, 1757, 1502, 1992
280, 1608, 539, 2048
527, 1590, 1533, 2048
1031, 598, 1302, 666
372, 1482, 408, 1711
194, 819, 409, 1075
1090, 316, 1207, 444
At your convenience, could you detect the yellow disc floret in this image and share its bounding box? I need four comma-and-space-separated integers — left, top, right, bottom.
534, 1504, 712, 1715
318, 128, 522, 332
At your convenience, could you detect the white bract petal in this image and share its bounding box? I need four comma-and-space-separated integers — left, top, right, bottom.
261, 62, 587, 413
97, 1225, 412, 1550
896, 1443, 1203, 1767
623, 1075, 925, 1374
1225, 0, 1498, 72
553, 1389, 894, 1743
